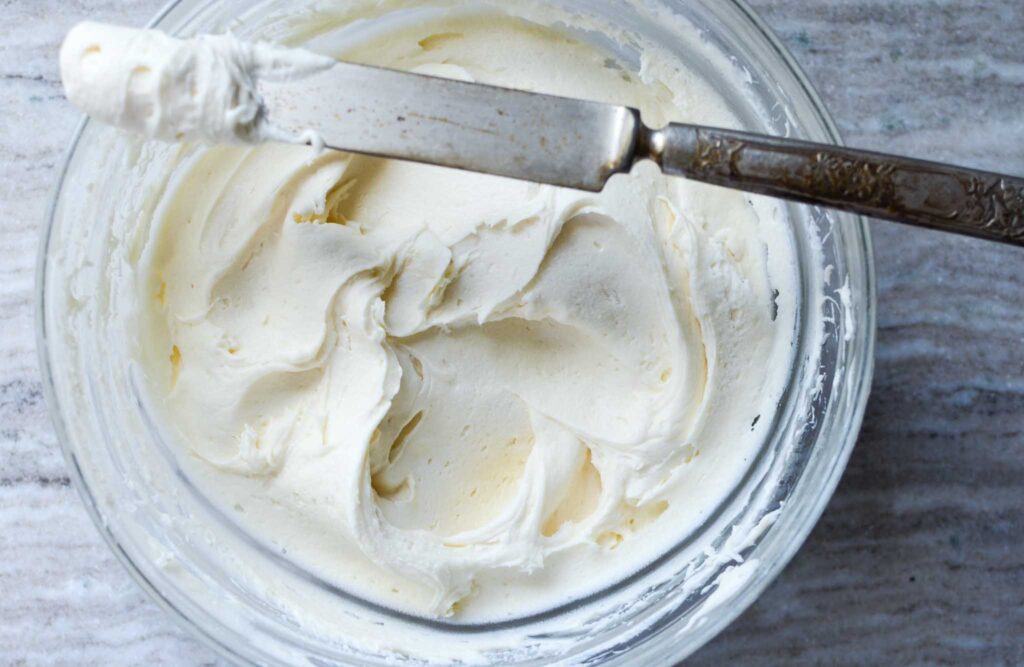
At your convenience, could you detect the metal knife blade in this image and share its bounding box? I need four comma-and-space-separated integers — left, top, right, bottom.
257, 61, 641, 192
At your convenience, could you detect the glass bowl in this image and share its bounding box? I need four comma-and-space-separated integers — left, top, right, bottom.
37, 0, 875, 664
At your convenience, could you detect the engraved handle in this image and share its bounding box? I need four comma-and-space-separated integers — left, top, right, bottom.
644, 124, 1024, 245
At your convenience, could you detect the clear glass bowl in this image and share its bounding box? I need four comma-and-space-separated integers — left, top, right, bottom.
37, 0, 875, 664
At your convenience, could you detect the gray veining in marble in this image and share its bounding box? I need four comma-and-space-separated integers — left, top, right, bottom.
1, 0, 1022, 665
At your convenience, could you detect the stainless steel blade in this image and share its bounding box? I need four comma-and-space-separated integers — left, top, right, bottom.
257, 61, 640, 192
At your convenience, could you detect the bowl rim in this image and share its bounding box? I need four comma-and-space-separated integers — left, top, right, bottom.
643, 0, 877, 662
36, 0, 877, 663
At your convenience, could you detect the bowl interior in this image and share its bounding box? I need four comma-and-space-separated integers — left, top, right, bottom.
38, 0, 874, 664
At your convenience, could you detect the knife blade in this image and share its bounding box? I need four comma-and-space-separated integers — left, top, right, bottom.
257, 61, 642, 192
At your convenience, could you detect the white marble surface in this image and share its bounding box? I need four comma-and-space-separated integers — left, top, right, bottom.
1, 0, 1022, 665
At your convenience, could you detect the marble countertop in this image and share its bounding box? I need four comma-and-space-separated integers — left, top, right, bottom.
2, 0, 1022, 664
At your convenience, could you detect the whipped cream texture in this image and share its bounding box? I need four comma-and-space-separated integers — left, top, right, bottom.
95, 11, 803, 619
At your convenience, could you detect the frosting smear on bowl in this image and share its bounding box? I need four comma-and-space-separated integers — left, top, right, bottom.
112, 11, 799, 619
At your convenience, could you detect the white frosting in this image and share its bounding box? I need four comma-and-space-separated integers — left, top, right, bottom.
98, 11, 801, 620
60, 22, 333, 145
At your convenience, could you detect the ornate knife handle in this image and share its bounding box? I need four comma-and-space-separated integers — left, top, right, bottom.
645, 124, 1024, 245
